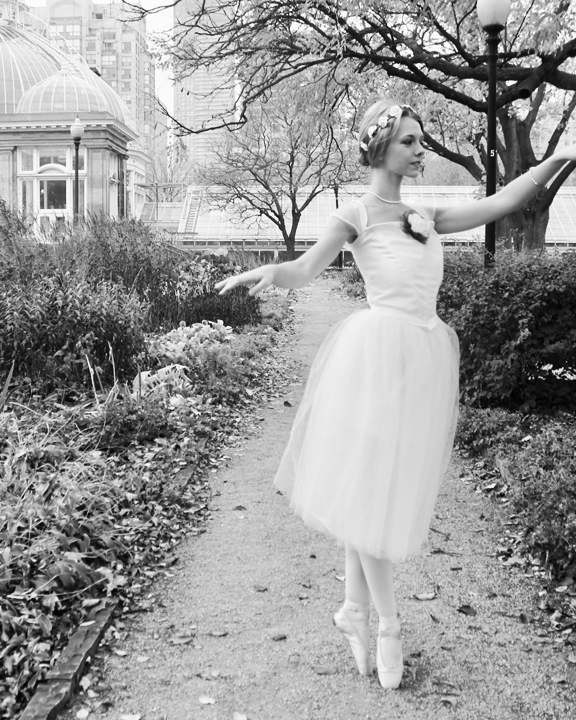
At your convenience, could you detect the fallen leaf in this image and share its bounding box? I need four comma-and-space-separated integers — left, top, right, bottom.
312, 665, 336, 675
199, 696, 216, 704
208, 630, 228, 637
298, 593, 309, 600
283, 400, 293, 407
169, 634, 195, 645
335, 575, 345, 582
414, 592, 437, 601
94, 700, 114, 712
136, 656, 149, 663
551, 675, 567, 684
430, 613, 440, 623
254, 584, 268, 592
519, 612, 533, 624
120, 715, 141, 720
233, 714, 248, 720
79, 675, 92, 691
457, 604, 477, 616
568, 654, 576, 665
439, 696, 458, 707
272, 633, 287, 641
233, 505, 246, 511
76, 710, 90, 720
82, 599, 101, 608
113, 649, 128, 657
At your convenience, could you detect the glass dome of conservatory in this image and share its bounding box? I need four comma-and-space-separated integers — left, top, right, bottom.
17, 69, 108, 114
0, 18, 136, 130
0, 19, 61, 113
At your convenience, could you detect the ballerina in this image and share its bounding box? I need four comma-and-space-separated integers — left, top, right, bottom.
216, 98, 576, 688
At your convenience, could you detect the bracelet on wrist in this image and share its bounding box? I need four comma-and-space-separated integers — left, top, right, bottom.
528, 167, 543, 187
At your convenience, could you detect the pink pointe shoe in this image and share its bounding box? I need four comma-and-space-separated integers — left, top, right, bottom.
376, 625, 403, 689
333, 606, 373, 677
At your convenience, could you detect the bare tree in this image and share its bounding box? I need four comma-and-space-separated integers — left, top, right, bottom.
125, 0, 576, 249
195, 78, 362, 259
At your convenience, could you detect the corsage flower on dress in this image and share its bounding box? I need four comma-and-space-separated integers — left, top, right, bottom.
402, 210, 430, 244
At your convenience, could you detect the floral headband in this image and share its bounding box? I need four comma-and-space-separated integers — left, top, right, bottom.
360, 104, 415, 152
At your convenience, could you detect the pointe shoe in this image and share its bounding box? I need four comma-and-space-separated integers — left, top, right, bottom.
376, 625, 403, 689
333, 607, 373, 677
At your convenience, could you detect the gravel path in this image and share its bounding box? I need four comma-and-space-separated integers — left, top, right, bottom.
63, 275, 575, 720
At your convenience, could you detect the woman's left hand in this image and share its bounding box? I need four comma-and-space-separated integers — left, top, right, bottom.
215, 265, 277, 296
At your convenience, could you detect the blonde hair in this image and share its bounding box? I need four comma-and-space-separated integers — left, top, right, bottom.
358, 99, 424, 168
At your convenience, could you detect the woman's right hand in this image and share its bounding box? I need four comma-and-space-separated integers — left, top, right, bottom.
215, 264, 277, 296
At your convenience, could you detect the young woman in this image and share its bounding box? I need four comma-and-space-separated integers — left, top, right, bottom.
215, 99, 576, 689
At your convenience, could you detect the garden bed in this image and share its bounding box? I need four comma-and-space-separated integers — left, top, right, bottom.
0, 300, 294, 719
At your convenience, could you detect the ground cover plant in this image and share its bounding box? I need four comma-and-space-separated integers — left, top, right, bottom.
0, 309, 294, 718
456, 406, 576, 645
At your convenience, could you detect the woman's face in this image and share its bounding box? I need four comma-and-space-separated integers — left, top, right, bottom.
377, 117, 425, 177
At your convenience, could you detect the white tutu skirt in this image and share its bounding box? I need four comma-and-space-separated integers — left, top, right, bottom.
274, 308, 460, 562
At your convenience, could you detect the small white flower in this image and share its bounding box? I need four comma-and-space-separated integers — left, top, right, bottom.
367, 124, 378, 138
406, 212, 430, 238
360, 141, 369, 152
388, 105, 403, 118
377, 115, 389, 128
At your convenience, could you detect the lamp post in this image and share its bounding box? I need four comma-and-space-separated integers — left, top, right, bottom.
477, 0, 511, 268
70, 116, 84, 224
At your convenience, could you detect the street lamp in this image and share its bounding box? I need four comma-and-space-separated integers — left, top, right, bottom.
477, 0, 511, 267
70, 116, 84, 224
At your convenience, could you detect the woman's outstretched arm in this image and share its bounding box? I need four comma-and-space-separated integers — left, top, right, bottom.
433, 145, 576, 236
215, 217, 354, 295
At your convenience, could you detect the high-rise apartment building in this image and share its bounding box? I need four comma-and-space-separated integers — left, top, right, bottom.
173, 0, 234, 175
31, 0, 167, 163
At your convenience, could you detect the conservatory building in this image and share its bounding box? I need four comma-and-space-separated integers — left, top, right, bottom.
0, 17, 142, 231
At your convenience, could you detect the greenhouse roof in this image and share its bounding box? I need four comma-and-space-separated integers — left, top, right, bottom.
140, 185, 576, 248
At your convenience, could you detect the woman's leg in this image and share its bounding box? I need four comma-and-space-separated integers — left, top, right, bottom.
333, 544, 373, 676
344, 544, 371, 608
357, 551, 403, 689
357, 551, 397, 623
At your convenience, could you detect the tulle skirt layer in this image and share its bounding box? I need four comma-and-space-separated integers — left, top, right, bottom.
274, 308, 460, 561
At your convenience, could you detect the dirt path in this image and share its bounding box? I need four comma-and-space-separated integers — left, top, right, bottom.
64, 276, 575, 720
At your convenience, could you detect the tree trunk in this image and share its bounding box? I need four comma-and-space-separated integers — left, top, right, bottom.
284, 235, 296, 260
497, 200, 550, 252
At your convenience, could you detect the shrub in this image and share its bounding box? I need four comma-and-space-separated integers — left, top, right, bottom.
455, 405, 552, 457
0, 273, 147, 392
438, 249, 576, 409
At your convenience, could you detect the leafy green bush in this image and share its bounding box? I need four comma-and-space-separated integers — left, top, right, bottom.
455, 405, 554, 458
0, 218, 262, 333
438, 249, 576, 409
0, 273, 147, 391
